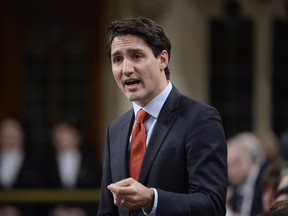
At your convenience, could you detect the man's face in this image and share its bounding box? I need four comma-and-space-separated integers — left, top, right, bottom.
110, 35, 168, 107
228, 145, 254, 185
0, 120, 24, 150
52, 124, 80, 151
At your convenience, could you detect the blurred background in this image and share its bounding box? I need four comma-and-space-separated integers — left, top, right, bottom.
0, 0, 288, 215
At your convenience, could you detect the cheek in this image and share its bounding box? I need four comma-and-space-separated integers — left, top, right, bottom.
112, 69, 122, 81
242, 162, 252, 174
228, 162, 245, 180
228, 164, 238, 180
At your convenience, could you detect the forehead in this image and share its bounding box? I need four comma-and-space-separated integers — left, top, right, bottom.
0, 120, 21, 131
111, 35, 150, 54
228, 145, 245, 159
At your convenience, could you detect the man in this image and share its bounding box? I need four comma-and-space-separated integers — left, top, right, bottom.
0, 118, 39, 189
97, 17, 227, 216
227, 132, 267, 216
42, 121, 101, 216
44, 121, 101, 189
0, 117, 42, 216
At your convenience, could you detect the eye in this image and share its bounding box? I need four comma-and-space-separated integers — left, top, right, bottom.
112, 56, 123, 64
133, 53, 142, 60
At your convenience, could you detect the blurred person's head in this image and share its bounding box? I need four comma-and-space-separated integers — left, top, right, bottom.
51, 121, 81, 151
0, 118, 25, 151
50, 206, 86, 216
227, 132, 265, 186
0, 205, 21, 216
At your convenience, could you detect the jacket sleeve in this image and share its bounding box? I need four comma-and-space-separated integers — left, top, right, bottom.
156, 106, 227, 216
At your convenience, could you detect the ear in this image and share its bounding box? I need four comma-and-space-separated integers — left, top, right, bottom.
159, 50, 169, 71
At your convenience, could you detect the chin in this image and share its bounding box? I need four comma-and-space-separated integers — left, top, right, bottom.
127, 96, 139, 102
126, 92, 140, 101
125, 94, 136, 102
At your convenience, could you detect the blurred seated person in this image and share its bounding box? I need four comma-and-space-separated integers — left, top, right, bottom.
43, 120, 101, 189
0, 117, 40, 189
0, 117, 42, 216
227, 132, 267, 216
42, 120, 101, 216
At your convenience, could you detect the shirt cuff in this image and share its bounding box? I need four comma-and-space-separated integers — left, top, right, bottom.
142, 188, 158, 216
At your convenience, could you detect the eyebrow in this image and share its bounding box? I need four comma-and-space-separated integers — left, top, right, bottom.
111, 48, 145, 57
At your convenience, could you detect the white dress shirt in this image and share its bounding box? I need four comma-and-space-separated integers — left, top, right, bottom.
239, 163, 261, 216
0, 149, 24, 188
57, 149, 81, 189
132, 81, 172, 216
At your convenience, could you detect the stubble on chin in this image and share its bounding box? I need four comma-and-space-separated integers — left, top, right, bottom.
125, 92, 138, 102
126, 91, 147, 104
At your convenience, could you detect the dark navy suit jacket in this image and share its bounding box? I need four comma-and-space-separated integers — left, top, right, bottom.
98, 86, 227, 216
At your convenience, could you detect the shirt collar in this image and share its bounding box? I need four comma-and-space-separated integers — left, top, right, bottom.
133, 81, 172, 119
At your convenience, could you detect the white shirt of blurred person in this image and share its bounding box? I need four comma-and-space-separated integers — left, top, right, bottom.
227, 132, 266, 216
52, 123, 81, 189
0, 118, 25, 188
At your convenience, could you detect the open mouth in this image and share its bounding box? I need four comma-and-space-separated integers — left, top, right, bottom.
125, 79, 140, 86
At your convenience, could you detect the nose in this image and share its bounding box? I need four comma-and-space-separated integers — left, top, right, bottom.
122, 59, 133, 75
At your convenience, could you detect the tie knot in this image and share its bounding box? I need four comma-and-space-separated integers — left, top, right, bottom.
136, 109, 148, 124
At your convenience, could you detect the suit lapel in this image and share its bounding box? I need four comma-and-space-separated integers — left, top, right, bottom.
114, 110, 134, 180
138, 87, 180, 183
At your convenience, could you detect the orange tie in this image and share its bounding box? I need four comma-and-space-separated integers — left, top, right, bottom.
130, 109, 148, 180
